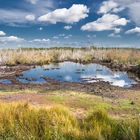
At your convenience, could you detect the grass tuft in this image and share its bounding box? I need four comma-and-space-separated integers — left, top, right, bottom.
0, 102, 139, 140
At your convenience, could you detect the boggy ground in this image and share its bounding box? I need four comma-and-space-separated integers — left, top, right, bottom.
1, 48, 140, 139
0, 61, 140, 97
0, 61, 140, 118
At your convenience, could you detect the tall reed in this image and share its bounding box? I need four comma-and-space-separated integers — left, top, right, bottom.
0, 48, 140, 65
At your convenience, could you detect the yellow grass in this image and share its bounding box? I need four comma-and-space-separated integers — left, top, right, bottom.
0, 102, 139, 140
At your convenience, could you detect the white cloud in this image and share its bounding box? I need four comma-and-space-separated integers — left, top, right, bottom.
98, 0, 125, 14
25, 14, 36, 21
112, 0, 140, 26
0, 9, 30, 25
113, 18, 128, 26
127, 2, 140, 26
125, 27, 140, 34
0, 0, 55, 26
0, 31, 6, 36
81, 14, 128, 32
108, 33, 121, 38
98, 0, 140, 27
33, 38, 50, 42
64, 25, 72, 30
114, 28, 121, 33
112, 7, 125, 13
38, 4, 89, 24
0, 36, 24, 42
98, 0, 118, 14
26, 0, 38, 4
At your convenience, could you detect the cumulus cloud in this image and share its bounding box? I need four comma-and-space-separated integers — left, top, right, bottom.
0, 36, 24, 42
0, 31, 24, 44
64, 25, 72, 30
98, 0, 118, 14
81, 14, 128, 32
25, 14, 36, 21
112, 0, 140, 26
0, 0, 55, 26
125, 27, 140, 34
98, 0, 125, 14
38, 4, 89, 24
0, 31, 6, 36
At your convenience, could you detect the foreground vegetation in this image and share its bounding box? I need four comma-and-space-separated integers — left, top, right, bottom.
0, 102, 139, 140
0, 89, 140, 139
0, 47, 140, 65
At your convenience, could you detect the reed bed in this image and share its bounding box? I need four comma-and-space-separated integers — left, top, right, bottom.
0, 102, 139, 140
0, 48, 140, 65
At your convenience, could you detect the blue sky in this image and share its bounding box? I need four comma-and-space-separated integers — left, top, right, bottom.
0, 0, 140, 48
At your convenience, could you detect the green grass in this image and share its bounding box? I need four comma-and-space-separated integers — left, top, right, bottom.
1, 89, 140, 116
0, 102, 139, 140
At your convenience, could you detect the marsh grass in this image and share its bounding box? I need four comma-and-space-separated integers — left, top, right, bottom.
0, 47, 140, 65
0, 102, 139, 140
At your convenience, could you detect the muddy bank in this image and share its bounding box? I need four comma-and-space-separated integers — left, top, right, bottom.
0, 75, 139, 99
0, 65, 32, 78
128, 65, 140, 79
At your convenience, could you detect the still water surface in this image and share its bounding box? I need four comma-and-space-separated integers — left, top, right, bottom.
17, 62, 137, 87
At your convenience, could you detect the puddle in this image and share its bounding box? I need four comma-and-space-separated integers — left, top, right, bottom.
17, 62, 137, 87
0, 79, 12, 84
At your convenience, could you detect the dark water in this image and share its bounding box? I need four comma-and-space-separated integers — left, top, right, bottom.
17, 62, 137, 87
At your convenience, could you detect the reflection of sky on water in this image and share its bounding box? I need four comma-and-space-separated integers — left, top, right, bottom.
0, 79, 12, 84
17, 62, 137, 87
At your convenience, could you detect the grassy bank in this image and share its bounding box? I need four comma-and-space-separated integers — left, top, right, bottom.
0, 102, 139, 140
0, 47, 140, 65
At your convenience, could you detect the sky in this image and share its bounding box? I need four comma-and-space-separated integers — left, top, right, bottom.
0, 0, 140, 48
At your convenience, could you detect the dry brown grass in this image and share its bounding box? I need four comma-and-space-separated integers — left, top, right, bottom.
0, 48, 140, 65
